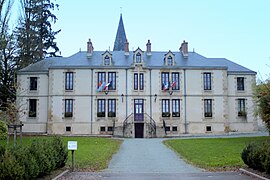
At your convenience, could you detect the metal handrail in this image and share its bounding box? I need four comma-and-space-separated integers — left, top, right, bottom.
123, 113, 134, 136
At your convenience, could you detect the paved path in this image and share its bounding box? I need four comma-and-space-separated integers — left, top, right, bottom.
62, 138, 259, 179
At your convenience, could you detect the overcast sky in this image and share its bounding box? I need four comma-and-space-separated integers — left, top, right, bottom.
30, 0, 270, 79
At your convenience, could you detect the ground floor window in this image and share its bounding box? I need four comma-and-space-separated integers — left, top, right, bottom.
108, 99, 116, 117
65, 99, 73, 117
204, 99, 212, 117
238, 99, 246, 116
97, 99, 105, 117
29, 99, 37, 117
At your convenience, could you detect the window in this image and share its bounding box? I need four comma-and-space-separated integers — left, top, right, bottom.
30, 77, 37, 91
66, 126, 71, 132
237, 77, 245, 91
161, 72, 169, 90
165, 126, 170, 132
167, 56, 173, 66
204, 99, 212, 117
104, 55, 110, 65
108, 72, 116, 90
206, 126, 212, 132
172, 72, 179, 90
238, 99, 246, 116
29, 99, 37, 117
108, 99, 116, 117
65, 72, 73, 90
172, 126, 177, 132
139, 73, 144, 90
98, 72, 106, 87
108, 126, 113, 131
65, 99, 73, 117
97, 99, 105, 117
100, 127, 106, 132
136, 53, 141, 63
162, 99, 170, 117
203, 73, 211, 90
134, 73, 138, 90
172, 99, 180, 117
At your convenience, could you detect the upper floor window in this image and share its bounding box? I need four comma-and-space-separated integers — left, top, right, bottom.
108, 72, 116, 90
29, 99, 37, 117
203, 73, 211, 90
30, 77, 37, 91
97, 99, 105, 117
134, 73, 138, 90
136, 53, 141, 63
104, 55, 110, 66
167, 56, 173, 66
162, 99, 170, 117
134, 73, 144, 90
204, 99, 212, 117
108, 99, 116, 117
161, 72, 170, 90
65, 99, 73, 117
171, 72, 179, 90
97, 72, 106, 88
238, 99, 246, 116
172, 99, 180, 117
65, 72, 73, 90
237, 77, 245, 91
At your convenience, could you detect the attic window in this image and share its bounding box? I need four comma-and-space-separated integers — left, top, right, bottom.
104, 55, 110, 65
136, 53, 141, 63
167, 56, 173, 66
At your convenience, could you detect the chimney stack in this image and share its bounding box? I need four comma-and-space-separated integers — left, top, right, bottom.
124, 39, 129, 56
180, 40, 188, 58
146, 39, 151, 56
87, 39, 94, 58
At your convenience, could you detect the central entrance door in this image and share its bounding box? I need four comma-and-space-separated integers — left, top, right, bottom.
134, 99, 144, 138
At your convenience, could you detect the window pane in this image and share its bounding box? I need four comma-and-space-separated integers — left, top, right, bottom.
29, 99, 37, 117
98, 72, 106, 88
167, 56, 173, 66
108, 99, 116, 117
161, 72, 169, 90
162, 99, 170, 113
30, 77, 37, 90
172, 73, 179, 90
65, 72, 73, 90
204, 99, 212, 117
237, 77, 245, 91
136, 53, 141, 63
134, 73, 138, 90
140, 73, 144, 90
104, 56, 110, 65
203, 73, 211, 90
108, 72, 116, 90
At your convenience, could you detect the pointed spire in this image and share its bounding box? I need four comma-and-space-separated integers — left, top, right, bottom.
113, 14, 127, 51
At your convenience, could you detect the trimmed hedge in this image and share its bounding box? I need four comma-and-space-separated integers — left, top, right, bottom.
241, 140, 270, 174
0, 136, 68, 179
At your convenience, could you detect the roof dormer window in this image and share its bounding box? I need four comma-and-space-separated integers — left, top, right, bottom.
167, 56, 173, 66
136, 53, 141, 63
102, 50, 112, 66
164, 51, 175, 66
104, 55, 110, 65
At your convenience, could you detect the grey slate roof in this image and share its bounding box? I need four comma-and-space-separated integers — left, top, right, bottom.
19, 51, 256, 74
113, 14, 127, 51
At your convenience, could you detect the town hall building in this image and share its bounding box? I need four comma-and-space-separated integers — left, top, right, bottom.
17, 14, 258, 137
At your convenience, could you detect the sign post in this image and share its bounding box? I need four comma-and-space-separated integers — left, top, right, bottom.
68, 141, 77, 172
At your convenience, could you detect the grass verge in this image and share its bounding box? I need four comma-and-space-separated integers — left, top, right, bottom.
164, 136, 270, 171
0, 136, 122, 171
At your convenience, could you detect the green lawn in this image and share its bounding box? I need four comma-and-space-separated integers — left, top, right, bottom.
164, 136, 270, 170
0, 136, 122, 171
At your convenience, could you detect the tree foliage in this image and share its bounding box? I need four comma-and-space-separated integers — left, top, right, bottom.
0, 0, 17, 107
16, 0, 60, 69
255, 78, 270, 130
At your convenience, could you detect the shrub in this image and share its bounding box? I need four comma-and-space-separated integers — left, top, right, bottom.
242, 140, 270, 174
29, 139, 54, 176
0, 150, 24, 180
9, 145, 39, 179
51, 136, 68, 169
0, 121, 7, 140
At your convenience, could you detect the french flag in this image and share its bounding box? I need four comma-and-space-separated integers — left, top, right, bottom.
104, 81, 112, 90
171, 81, 176, 88
163, 82, 169, 92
